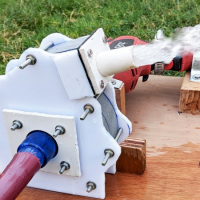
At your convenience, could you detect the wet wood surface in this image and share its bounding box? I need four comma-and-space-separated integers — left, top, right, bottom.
18, 75, 200, 200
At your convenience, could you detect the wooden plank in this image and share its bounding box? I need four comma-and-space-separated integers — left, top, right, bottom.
179, 71, 200, 114
17, 75, 200, 200
116, 138, 146, 175
115, 83, 126, 115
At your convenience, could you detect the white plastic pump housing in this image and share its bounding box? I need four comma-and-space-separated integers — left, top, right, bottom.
0, 28, 132, 199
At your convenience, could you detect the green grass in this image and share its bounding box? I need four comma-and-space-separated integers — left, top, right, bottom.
0, 0, 200, 75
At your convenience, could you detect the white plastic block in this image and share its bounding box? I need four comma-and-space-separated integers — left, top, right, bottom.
54, 50, 94, 99
0, 47, 123, 199
3, 109, 81, 177
79, 28, 112, 95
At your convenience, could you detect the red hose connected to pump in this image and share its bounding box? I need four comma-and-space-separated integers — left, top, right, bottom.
0, 152, 40, 200
0, 131, 58, 200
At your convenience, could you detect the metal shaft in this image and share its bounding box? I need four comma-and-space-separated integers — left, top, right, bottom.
87, 185, 93, 193
19, 55, 36, 70
102, 152, 111, 166
101, 128, 123, 166
11, 120, 22, 131
11, 124, 19, 131
41, 41, 53, 51
59, 161, 70, 174
86, 182, 96, 193
59, 166, 67, 174
53, 130, 61, 138
80, 104, 94, 120
115, 128, 123, 142
80, 108, 90, 120
53, 126, 65, 138
19, 58, 32, 69
19, 41, 53, 70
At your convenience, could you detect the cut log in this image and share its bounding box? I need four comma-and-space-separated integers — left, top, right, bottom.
179, 71, 200, 114
116, 138, 146, 175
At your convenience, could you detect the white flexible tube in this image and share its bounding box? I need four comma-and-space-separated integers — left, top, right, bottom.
96, 46, 136, 77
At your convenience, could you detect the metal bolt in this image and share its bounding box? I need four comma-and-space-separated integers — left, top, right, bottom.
111, 79, 116, 85
115, 128, 123, 142
53, 126, 65, 138
86, 182, 96, 193
59, 161, 70, 174
88, 49, 93, 57
100, 80, 104, 89
11, 120, 23, 131
19, 41, 53, 70
102, 35, 107, 43
19, 55, 36, 70
41, 41, 53, 51
101, 149, 114, 166
80, 104, 94, 120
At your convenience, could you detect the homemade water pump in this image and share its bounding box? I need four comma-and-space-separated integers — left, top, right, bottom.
0, 28, 145, 199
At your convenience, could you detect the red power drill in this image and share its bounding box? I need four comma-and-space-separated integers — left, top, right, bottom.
108, 34, 193, 93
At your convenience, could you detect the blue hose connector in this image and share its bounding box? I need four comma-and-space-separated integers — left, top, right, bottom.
17, 130, 58, 168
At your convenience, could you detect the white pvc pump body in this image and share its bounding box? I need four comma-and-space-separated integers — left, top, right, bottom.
0, 31, 132, 199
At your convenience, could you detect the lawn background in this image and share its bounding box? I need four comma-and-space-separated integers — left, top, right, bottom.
0, 0, 200, 76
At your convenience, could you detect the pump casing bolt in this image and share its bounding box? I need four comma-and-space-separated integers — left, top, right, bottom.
19, 55, 36, 70
59, 161, 70, 174
11, 120, 23, 131
80, 104, 94, 120
100, 80, 104, 89
86, 182, 96, 193
88, 49, 93, 57
101, 149, 114, 166
53, 126, 65, 138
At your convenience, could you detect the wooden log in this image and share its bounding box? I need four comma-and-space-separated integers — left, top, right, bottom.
179, 71, 200, 114
115, 82, 126, 115
116, 138, 146, 175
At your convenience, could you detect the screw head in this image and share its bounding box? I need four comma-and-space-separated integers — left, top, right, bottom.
111, 79, 116, 85
26, 55, 36, 65
86, 182, 96, 193
11, 120, 23, 131
87, 49, 93, 57
104, 149, 114, 157
84, 104, 94, 113
103, 35, 107, 43
55, 126, 65, 134
59, 161, 70, 174
100, 80, 104, 89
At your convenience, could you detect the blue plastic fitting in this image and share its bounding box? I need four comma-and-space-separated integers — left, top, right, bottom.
17, 130, 58, 168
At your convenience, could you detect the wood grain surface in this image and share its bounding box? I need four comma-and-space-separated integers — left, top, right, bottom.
18, 75, 200, 200
115, 82, 126, 115
179, 71, 200, 114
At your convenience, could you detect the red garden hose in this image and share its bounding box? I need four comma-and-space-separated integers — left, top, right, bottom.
0, 152, 40, 200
